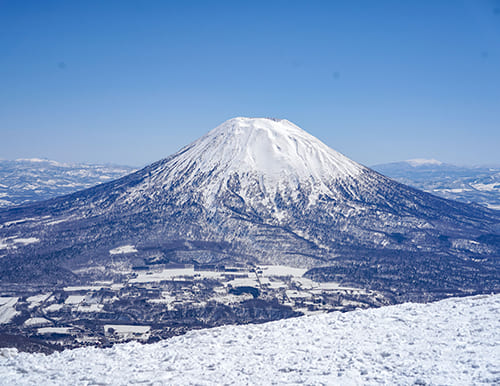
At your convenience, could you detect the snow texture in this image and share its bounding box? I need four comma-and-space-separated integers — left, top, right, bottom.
13, 237, 39, 245
23, 317, 51, 327
1, 294, 498, 385
0, 297, 18, 324
109, 245, 138, 255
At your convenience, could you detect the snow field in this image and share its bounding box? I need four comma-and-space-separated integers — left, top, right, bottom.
0, 294, 498, 385
0, 297, 19, 324
109, 245, 138, 255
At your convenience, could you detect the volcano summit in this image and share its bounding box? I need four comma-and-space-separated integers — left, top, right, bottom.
0, 117, 499, 300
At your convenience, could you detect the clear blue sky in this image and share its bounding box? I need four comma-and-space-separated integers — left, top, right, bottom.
1, 0, 499, 167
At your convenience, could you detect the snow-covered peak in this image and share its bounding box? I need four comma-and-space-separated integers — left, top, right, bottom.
146, 117, 366, 205
174, 117, 363, 181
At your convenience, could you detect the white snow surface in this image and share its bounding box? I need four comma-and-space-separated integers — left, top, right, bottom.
109, 245, 138, 255
0, 297, 18, 324
144, 117, 366, 206
13, 237, 39, 245
23, 317, 52, 327
1, 294, 499, 385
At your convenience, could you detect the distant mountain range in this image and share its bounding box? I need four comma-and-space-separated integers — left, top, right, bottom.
0, 159, 135, 208
372, 159, 500, 210
1, 157, 498, 211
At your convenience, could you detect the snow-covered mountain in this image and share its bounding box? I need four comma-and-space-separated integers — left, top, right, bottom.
1, 294, 498, 385
142, 118, 365, 210
373, 160, 500, 210
0, 117, 499, 301
0, 159, 135, 208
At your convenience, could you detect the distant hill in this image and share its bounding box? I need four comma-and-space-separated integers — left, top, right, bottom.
372, 159, 500, 210
0, 159, 136, 208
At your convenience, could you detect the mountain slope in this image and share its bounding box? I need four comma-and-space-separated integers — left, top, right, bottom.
0, 118, 499, 302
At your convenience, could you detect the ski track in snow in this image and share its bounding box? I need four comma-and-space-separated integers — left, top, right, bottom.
1, 294, 499, 385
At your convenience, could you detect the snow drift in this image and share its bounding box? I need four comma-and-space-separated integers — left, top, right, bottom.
1, 294, 498, 385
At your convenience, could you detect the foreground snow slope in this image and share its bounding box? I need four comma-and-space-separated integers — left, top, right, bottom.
1, 295, 499, 385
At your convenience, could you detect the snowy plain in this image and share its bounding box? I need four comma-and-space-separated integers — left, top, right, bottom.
1, 294, 499, 385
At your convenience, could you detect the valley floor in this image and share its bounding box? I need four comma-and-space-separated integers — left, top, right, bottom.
0, 294, 498, 385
